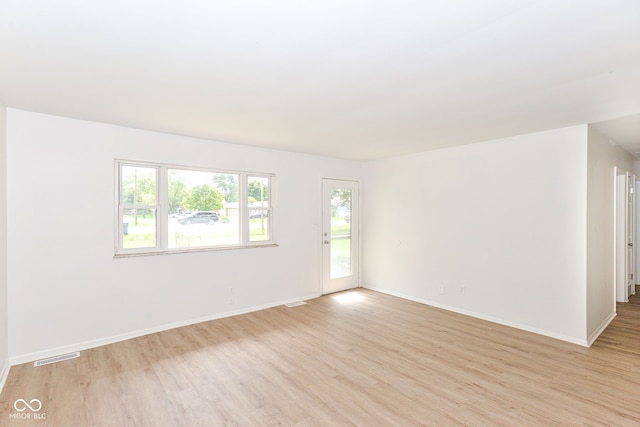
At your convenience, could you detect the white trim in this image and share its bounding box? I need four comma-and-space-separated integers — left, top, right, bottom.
247, 174, 274, 244
158, 166, 168, 249
114, 160, 121, 253
116, 162, 161, 254
114, 243, 279, 258
8, 292, 321, 366
239, 173, 248, 244
0, 361, 10, 394
613, 167, 619, 312
587, 311, 616, 347
365, 286, 590, 347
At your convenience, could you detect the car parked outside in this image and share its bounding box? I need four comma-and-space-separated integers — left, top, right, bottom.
249, 211, 269, 219
178, 211, 219, 225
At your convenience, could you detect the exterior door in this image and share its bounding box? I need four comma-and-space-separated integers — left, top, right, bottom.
627, 174, 635, 297
616, 170, 636, 302
322, 179, 359, 294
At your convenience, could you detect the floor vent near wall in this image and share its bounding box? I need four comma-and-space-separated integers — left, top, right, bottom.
285, 301, 307, 308
34, 352, 81, 367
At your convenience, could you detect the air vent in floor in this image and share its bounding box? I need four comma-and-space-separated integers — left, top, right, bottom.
285, 301, 307, 308
34, 352, 80, 367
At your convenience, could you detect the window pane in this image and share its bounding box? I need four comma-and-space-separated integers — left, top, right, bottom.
123, 209, 157, 248
249, 210, 270, 242
248, 176, 269, 206
330, 189, 352, 278
248, 176, 270, 242
168, 169, 239, 248
121, 166, 156, 205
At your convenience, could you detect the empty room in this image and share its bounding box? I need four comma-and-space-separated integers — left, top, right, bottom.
1, 0, 640, 425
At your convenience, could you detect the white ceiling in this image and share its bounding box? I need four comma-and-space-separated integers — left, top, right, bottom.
1, 0, 639, 161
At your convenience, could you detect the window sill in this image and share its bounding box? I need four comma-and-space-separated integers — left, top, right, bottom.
114, 243, 279, 258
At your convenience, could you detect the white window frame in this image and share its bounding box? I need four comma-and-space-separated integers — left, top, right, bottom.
115, 160, 276, 257
246, 174, 273, 243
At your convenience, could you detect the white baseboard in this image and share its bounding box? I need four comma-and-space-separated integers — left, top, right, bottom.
587, 311, 616, 347
365, 286, 590, 347
9, 292, 321, 366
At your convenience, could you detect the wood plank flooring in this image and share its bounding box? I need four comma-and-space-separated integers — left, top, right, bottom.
1, 289, 640, 426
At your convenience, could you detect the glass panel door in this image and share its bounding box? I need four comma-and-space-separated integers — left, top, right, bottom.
330, 187, 352, 278
322, 179, 359, 294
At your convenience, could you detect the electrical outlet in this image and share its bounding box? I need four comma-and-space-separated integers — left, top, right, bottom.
460, 286, 466, 295
439, 285, 446, 295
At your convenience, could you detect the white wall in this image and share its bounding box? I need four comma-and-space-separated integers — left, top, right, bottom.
586, 127, 635, 342
362, 126, 589, 344
0, 103, 9, 386
6, 109, 361, 362
5, 109, 629, 362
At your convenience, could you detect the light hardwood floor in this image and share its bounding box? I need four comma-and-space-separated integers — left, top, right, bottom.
1, 289, 640, 426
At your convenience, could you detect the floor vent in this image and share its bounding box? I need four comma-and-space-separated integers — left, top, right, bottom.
34, 352, 80, 367
285, 301, 307, 308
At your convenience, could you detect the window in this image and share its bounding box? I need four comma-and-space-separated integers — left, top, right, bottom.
120, 165, 158, 249
116, 160, 275, 255
248, 176, 271, 243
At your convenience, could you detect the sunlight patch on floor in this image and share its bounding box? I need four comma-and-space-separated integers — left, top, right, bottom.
332, 291, 366, 305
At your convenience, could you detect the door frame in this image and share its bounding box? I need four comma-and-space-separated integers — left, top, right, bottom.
615, 168, 636, 303
321, 178, 361, 295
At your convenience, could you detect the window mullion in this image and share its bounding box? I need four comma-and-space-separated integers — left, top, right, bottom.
158, 166, 168, 249
240, 173, 248, 244
116, 162, 123, 253
268, 176, 275, 242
